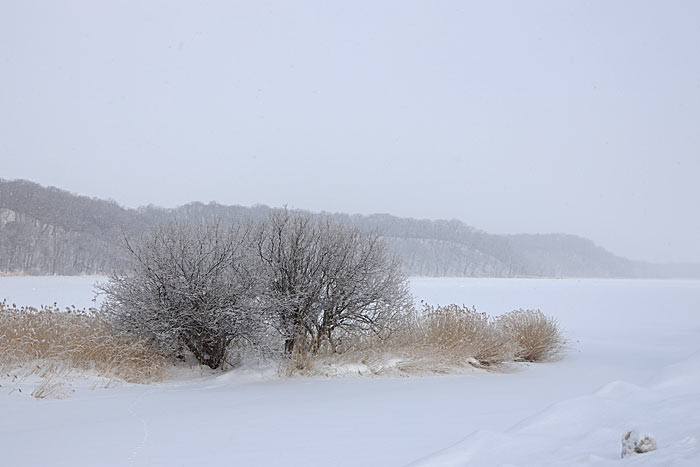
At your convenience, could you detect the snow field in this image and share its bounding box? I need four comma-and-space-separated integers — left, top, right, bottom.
1, 276, 699, 466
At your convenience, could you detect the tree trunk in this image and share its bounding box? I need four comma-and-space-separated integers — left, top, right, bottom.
185, 334, 228, 369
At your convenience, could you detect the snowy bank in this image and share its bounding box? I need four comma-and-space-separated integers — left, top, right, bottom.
410, 350, 700, 466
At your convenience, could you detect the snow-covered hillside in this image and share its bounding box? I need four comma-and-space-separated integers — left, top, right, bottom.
1, 277, 699, 466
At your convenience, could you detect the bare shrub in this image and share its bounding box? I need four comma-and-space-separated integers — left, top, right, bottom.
255, 210, 413, 356
0, 300, 166, 383
498, 309, 565, 362
99, 220, 260, 369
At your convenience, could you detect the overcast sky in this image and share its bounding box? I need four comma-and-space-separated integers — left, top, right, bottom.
2, 1, 699, 263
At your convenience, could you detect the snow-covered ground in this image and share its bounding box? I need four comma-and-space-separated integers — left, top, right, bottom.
1, 277, 699, 466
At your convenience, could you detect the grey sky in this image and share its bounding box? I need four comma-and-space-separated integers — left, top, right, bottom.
2, 1, 699, 263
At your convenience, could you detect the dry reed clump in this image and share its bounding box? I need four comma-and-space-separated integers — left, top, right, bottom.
403, 304, 516, 368
498, 309, 566, 362
0, 300, 167, 383
285, 303, 522, 376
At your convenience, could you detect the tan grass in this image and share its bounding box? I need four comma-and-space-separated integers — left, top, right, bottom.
31, 374, 70, 399
400, 304, 516, 367
498, 309, 566, 362
285, 303, 519, 376
0, 300, 167, 383
0, 298, 563, 383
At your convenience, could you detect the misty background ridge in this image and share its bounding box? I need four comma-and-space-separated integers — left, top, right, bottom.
1, 178, 698, 279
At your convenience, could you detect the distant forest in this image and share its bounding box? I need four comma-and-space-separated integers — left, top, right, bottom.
1, 178, 698, 278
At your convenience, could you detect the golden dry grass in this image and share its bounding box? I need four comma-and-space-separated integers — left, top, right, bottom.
498, 309, 566, 362
401, 304, 516, 367
0, 300, 167, 383
285, 304, 525, 376
1, 298, 564, 383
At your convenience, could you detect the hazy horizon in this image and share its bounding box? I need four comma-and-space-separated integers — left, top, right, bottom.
2, 1, 699, 263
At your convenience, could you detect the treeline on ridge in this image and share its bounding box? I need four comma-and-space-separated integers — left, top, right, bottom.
1, 178, 697, 278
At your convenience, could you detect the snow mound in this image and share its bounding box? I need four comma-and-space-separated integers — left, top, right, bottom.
649, 350, 700, 393
410, 351, 700, 466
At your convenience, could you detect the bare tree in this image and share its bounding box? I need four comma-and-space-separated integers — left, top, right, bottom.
313, 222, 413, 352
99, 220, 256, 369
255, 210, 413, 355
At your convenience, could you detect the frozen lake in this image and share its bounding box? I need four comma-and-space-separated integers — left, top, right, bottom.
0, 275, 106, 310
1, 276, 699, 466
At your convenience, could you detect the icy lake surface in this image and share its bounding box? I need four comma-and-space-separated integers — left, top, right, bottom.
1, 276, 699, 466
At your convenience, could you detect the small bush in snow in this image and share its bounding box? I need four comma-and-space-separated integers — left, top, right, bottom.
498, 309, 565, 362
621, 430, 657, 458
